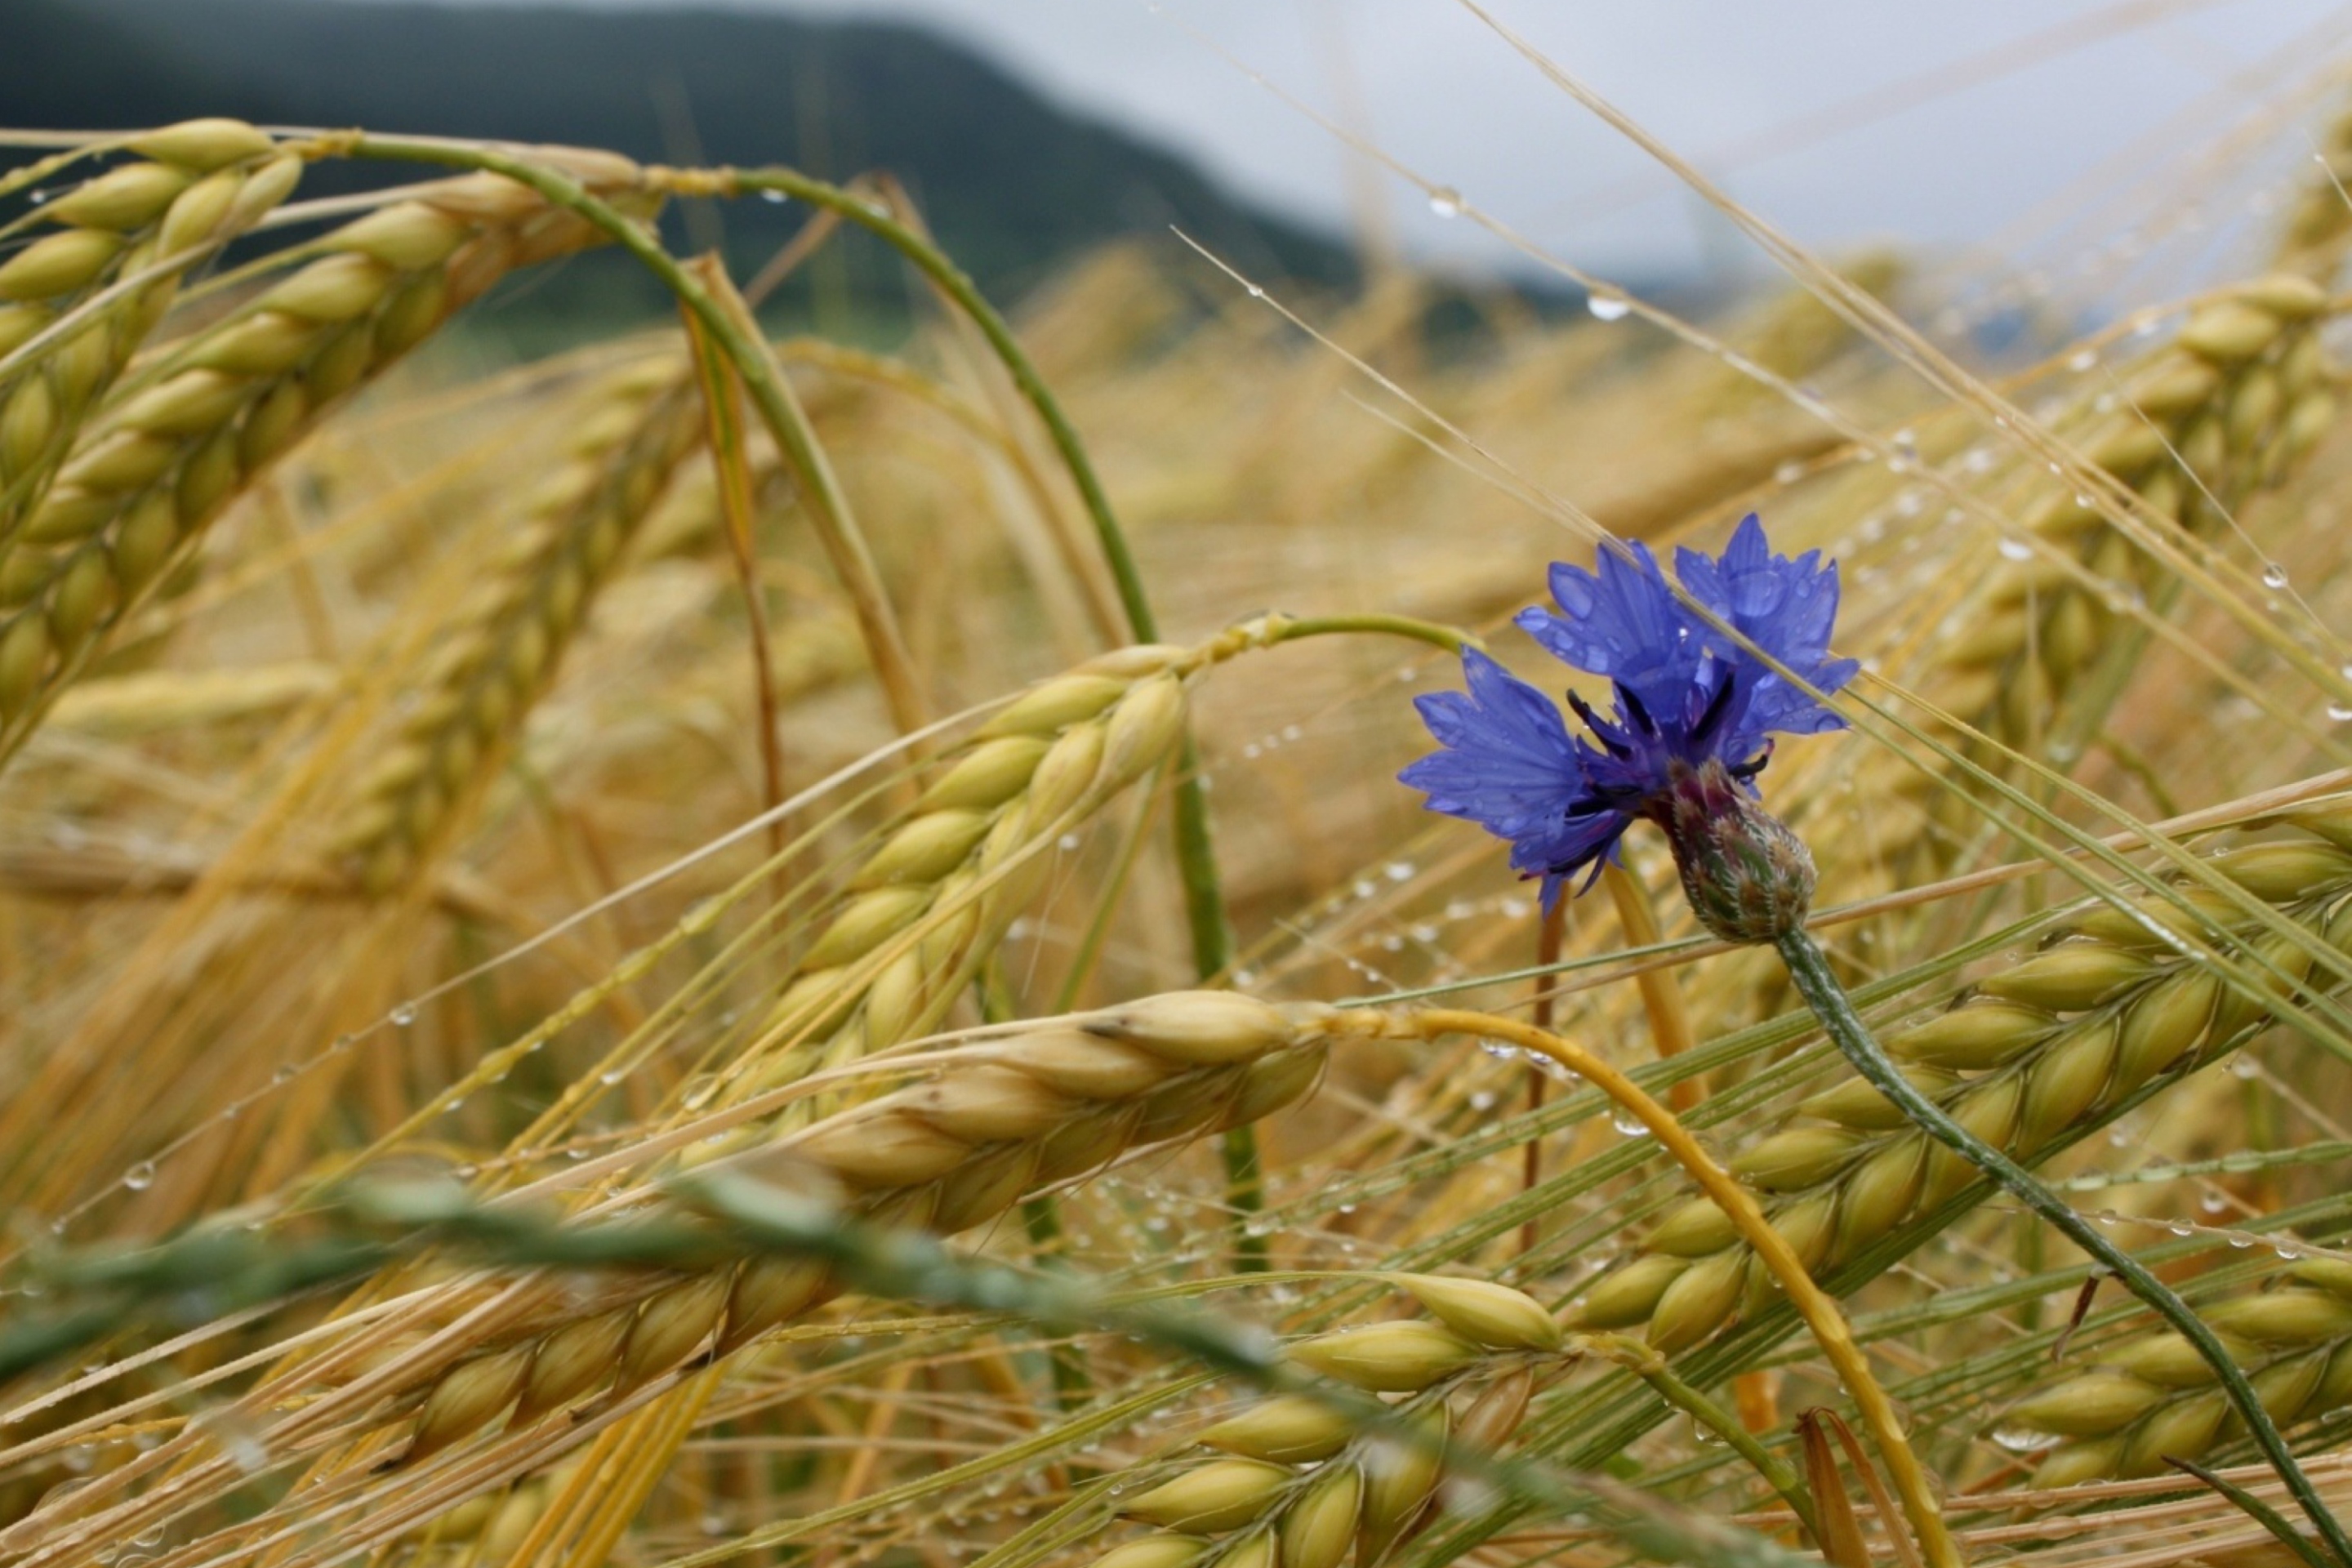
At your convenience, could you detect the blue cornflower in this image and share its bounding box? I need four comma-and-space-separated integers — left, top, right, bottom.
1399, 514, 1856, 941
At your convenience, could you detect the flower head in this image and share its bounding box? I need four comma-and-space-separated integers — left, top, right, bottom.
1398, 514, 1855, 929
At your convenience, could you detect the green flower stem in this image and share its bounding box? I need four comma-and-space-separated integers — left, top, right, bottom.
1773, 925, 2352, 1568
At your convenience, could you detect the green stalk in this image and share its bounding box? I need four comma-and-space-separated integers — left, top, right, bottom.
1586, 1334, 1817, 1540
1773, 925, 2352, 1568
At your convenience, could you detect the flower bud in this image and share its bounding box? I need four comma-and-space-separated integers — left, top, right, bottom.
1655, 759, 1815, 945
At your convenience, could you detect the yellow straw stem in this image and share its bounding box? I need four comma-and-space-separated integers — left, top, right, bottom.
1396, 1007, 1962, 1568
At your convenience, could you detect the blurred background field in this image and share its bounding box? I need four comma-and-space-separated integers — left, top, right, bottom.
7, 5, 2352, 1568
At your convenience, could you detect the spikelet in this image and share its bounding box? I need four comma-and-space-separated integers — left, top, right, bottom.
1897, 274, 2328, 825
332, 361, 706, 893
1088, 1279, 1557, 1568
725, 639, 1213, 1124
0, 154, 657, 755
386, 992, 1341, 1461
1567, 817, 2352, 1354
2006, 1258, 2352, 1486
0, 121, 300, 549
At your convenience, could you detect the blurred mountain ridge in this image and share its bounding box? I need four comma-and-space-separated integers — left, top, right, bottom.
2, 0, 1361, 306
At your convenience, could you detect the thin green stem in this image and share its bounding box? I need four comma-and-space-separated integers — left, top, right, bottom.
1586, 1334, 1817, 1541
1773, 925, 2352, 1568
1260, 612, 1479, 655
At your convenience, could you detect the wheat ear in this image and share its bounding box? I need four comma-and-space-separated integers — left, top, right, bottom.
0, 121, 302, 548
2000, 1256, 2352, 1487
332, 359, 706, 893
1570, 819, 2352, 1355
1851, 278, 2333, 854
386, 992, 1340, 1463
1092, 1276, 1561, 1568
713, 626, 1295, 1136
0, 154, 657, 764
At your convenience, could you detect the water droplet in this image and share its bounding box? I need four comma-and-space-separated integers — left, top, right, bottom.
2199, 1192, 2227, 1214
1586, 292, 1630, 322
1991, 1425, 2064, 1454
1245, 283, 1265, 300
2262, 562, 2291, 589
390, 1004, 416, 1027
271, 1065, 296, 1085
1998, 537, 2034, 561
1428, 186, 1463, 218
2067, 350, 2097, 372
122, 1161, 155, 1191
759, 189, 787, 204
2328, 703, 2352, 723
1611, 1111, 1651, 1138
1891, 428, 1919, 461
599, 1068, 626, 1085
1056, 832, 1081, 853
1774, 461, 1805, 484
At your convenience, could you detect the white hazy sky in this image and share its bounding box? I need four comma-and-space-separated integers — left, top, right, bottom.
412, 0, 2352, 289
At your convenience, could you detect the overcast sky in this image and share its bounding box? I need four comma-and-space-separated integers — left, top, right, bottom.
412, 0, 2352, 295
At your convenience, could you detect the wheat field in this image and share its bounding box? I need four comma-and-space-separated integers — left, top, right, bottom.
6, 18, 2352, 1568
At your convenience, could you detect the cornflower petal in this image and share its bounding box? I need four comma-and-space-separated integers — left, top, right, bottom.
1516, 542, 1705, 717
1397, 650, 1630, 906
1397, 514, 1851, 920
